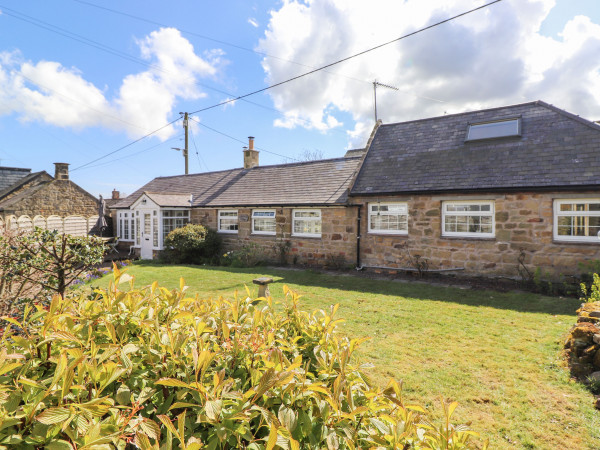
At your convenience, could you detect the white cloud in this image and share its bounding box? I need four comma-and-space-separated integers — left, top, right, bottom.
258, 0, 600, 146
0, 28, 223, 140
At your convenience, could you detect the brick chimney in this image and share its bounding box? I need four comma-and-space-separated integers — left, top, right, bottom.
243, 136, 259, 169
54, 162, 69, 181
112, 189, 120, 200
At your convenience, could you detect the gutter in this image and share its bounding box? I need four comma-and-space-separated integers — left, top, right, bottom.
349, 184, 600, 198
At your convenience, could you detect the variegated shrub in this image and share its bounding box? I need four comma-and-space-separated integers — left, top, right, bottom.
0, 265, 486, 449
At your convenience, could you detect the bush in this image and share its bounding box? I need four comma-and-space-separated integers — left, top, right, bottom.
0, 228, 105, 299
220, 242, 268, 268
581, 273, 600, 303
162, 224, 222, 264
0, 267, 485, 449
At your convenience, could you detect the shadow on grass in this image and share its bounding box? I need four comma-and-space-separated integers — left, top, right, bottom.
135, 262, 581, 316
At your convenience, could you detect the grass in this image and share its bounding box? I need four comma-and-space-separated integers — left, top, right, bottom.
93, 262, 600, 449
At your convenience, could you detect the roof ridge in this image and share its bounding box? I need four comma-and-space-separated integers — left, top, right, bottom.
378, 100, 548, 128
535, 100, 600, 132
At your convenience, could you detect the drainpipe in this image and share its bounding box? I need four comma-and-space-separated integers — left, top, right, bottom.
350, 204, 362, 269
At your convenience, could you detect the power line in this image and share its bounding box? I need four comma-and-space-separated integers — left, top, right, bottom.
80, 134, 183, 170
188, 124, 208, 172
189, 0, 502, 115
72, 0, 447, 106
188, 117, 300, 162
72, 118, 180, 171
0, 4, 286, 114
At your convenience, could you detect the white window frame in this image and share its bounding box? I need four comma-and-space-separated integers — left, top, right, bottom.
218, 210, 238, 234
292, 209, 322, 238
162, 209, 190, 245
117, 211, 135, 241
554, 199, 600, 243
368, 202, 408, 235
442, 201, 495, 238
252, 209, 276, 235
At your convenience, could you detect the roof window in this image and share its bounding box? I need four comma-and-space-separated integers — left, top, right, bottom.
466, 118, 521, 141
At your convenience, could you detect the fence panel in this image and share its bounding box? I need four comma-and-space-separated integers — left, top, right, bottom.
16, 215, 33, 233
64, 216, 87, 236
33, 215, 47, 230
47, 215, 64, 233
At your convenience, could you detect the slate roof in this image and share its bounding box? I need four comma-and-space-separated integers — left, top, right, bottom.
114, 156, 362, 208
350, 100, 600, 195
144, 193, 192, 207
0, 167, 31, 192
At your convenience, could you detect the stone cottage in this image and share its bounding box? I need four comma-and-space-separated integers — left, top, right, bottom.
0, 163, 99, 234
348, 100, 600, 277
112, 137, 362, 261
114, 101, 600, 278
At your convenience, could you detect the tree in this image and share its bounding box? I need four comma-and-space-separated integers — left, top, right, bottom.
0, 228, 105, 299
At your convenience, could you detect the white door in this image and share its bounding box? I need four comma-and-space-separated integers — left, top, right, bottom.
141, 213, 153, 259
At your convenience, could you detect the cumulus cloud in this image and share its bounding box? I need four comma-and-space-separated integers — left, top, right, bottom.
0, 28, 222, 140
257, 0, 600, 147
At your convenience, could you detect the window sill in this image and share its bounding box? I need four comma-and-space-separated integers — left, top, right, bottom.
251, 233, 276, 238
368, 232, 408, 236
218, 231, 238, 234
292, 234, 322, 239
441, 235, 496, 242
552, 239, 600, 246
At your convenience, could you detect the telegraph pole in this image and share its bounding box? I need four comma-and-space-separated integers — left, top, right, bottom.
173, 112, 189, 174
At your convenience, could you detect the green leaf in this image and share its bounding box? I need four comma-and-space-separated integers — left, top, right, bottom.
155, 378, 191, 389
36, 407, 71, 425
205, 400, 222, 421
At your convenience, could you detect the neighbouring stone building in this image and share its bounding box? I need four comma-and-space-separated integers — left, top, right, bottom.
0, 163, 99, 234
113, 101, 600, 279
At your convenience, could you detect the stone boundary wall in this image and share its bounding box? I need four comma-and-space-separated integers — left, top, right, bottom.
191, 207, 357, 267
352, 191, 600, 278
564, 301, 600, 409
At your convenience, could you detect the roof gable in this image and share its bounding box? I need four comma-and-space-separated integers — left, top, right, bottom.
350, 101, 600, 195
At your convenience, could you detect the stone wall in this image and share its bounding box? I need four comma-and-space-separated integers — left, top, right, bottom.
185, 190, 599, 278
0, 179, 98, 219
191, 207, 357, 267
353, 191, 600, 278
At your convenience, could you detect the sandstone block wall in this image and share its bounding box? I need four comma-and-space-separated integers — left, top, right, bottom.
191, 207, 357, 267
354, 191, 600, 278
0, 179, 98, 219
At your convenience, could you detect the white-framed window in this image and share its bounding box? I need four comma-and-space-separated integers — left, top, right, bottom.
465, 118, 521, 141
554, 199, 600, 243
442, 201, 494, 238
117, 212, 135, 241
252, 209, 276, 235
292, 209, 321, 238
162, 210, 190, 242
368, 202, 408, 234
218, 210, 238, 233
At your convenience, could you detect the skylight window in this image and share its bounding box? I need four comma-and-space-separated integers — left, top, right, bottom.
466, 118, 521, 141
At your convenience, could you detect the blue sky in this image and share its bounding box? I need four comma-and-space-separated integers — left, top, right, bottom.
0, 0, 599, 199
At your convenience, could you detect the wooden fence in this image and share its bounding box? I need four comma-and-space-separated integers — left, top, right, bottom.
0, 214, 99, 236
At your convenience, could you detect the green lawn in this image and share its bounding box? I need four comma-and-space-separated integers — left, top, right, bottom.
95, 262, 600, 449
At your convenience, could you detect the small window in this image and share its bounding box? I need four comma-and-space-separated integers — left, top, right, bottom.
218, 210, 238, 233
252, 210, 276, 235
368, 202, 408, 234
554, 199, 600, 243
466, 118, 521, 141
442, 201, 494, 238
292, 209, 321, 238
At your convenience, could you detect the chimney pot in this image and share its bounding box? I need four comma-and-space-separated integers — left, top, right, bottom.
112, 189, 120, 200
54, 162, 70, 181
243, 137, 259, 169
